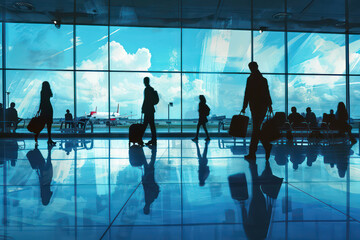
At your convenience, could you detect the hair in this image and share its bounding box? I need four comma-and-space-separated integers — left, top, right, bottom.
10, 102, 15, 108
66, 109, 70, 113
337, 102, 347, 117
41, 81, 53, 97
330, 109, 334, 114
199, 95, 206, 103
306, 107, 311, 112
144, 77, 150, 86
291, 106, 296, 113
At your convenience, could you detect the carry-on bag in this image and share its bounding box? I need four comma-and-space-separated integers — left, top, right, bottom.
228, 173, 249, 201
229, 114, 249, 138
26, 148, 45, 170
261, 112, 281, 142
27, 112, 45, 134
129, 145, 146, 167
129, 114, 145, 146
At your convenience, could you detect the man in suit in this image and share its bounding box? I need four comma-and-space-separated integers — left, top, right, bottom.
142, 77, 157, 146
241, 62, 273, 161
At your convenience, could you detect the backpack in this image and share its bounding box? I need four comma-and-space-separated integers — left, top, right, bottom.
204, 105, 210, 116
152, 90, 159, 105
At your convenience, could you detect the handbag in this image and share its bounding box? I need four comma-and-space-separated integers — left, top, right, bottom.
27, 112, 46, 133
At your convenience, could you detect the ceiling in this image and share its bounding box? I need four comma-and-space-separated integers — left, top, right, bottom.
0, 0, 360, 33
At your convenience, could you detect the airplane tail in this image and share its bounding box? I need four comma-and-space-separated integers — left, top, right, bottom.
117, 104, 119, 113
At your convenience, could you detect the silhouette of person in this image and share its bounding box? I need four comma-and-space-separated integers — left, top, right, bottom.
306, 143, 320, 167
39, 145, 54, 205
333, 102, 357, 144
239, 161, 282, 239
288, 106, 305, 127
322, 143, 353, 178
5, 102, 22, 133
305, 107, 317, 128
6, 140, 19, 167
142, 145, 160, 215
142, 77, 157, 146
65, 109, 73, 129
241, 62, 273, 161
290, 144, 306, 170
328, 109, 336, 128
192, 95, 210, 141
195, 140, 210, 186
35, 81, 56, 146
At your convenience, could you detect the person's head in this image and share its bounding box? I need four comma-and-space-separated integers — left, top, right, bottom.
199, 95, 206, 103
306, 107, 311, 113
330, 109, 334, 114
291, 106, 297, 113
10, 102, 15, 108
337, 102, 346, 112
41, 81, 52, 94
143, 77, 150, 87
199, 180, 205, 187
66, 109, 70, 113
248, 61, 259, 73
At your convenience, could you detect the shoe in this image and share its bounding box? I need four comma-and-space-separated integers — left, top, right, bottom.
47, 140, 56, 146
205, 137, 211, 141
192, 138, 198, 142
244, 154, 256, 161
265, 144, 273, 161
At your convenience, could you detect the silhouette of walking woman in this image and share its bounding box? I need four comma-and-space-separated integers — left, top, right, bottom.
192, 95, 210, 141
35, 81, 56, 146
241, 62, 272, 161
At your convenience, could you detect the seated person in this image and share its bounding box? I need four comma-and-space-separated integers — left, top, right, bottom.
333, 102, 357, 144
5, 102, 22, 133
288, 107, 306, 127
305, 107, 318, 128
328, 109, 336, 129
65, 109, 73, 128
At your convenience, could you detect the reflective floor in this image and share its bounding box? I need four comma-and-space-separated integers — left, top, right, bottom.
1, 138, 360, 239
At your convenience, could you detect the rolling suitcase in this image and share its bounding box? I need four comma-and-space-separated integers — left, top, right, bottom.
229, 114, 249, 138
129, 145, 146, 167
129, 123, 145, 146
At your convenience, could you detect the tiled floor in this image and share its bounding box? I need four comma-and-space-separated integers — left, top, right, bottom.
0, 138, 360, 239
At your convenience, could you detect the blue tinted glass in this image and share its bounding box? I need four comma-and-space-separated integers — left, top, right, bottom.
254, 31, 285, 73
109, 27, 180, 71
183, 29, 251, 72
350, 77, 360, 119
288, 75, 346, 116
288, 33, 345, 74
6, 23, 74, 69
349, 35, 360, 73
76, 25, 108, 70
6, 70, 74, 119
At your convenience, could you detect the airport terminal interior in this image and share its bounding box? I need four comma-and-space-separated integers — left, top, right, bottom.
1, 0, 360, 239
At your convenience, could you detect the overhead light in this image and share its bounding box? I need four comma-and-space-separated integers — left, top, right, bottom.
13, 2, 35, 11
53, 20, 61, 29
259, 26, 268, 33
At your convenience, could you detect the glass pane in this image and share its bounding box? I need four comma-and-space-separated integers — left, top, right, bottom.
76, 25, 108, 70
183, 29, 251, 72
0, 23, 2, 67
6, 23, 74, 70
254, 31, 285, 73
349, 34, 360, 73
6, 70, 74, 132
288, 33, 345, 74
288, 75, 346, 117
350, 76, 360, 119
110, 72, 181, 133
109, 27, 180, 71
182, 73, 246, 132
264, 74, 285, 113
76, 72, 108, 133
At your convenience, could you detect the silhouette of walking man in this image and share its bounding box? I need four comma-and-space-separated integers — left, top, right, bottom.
192, 95, 211, 141
241, 62, 273, 161
142, 77, 158, 146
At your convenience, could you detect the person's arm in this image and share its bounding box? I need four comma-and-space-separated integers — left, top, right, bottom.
265, 79, 273, 112
241, 79, 250, 113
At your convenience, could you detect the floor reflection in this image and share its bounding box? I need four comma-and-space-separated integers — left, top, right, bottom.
0, 138, 359, 240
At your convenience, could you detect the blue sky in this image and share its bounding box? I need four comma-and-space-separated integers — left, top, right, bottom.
3, 23, 360, 119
